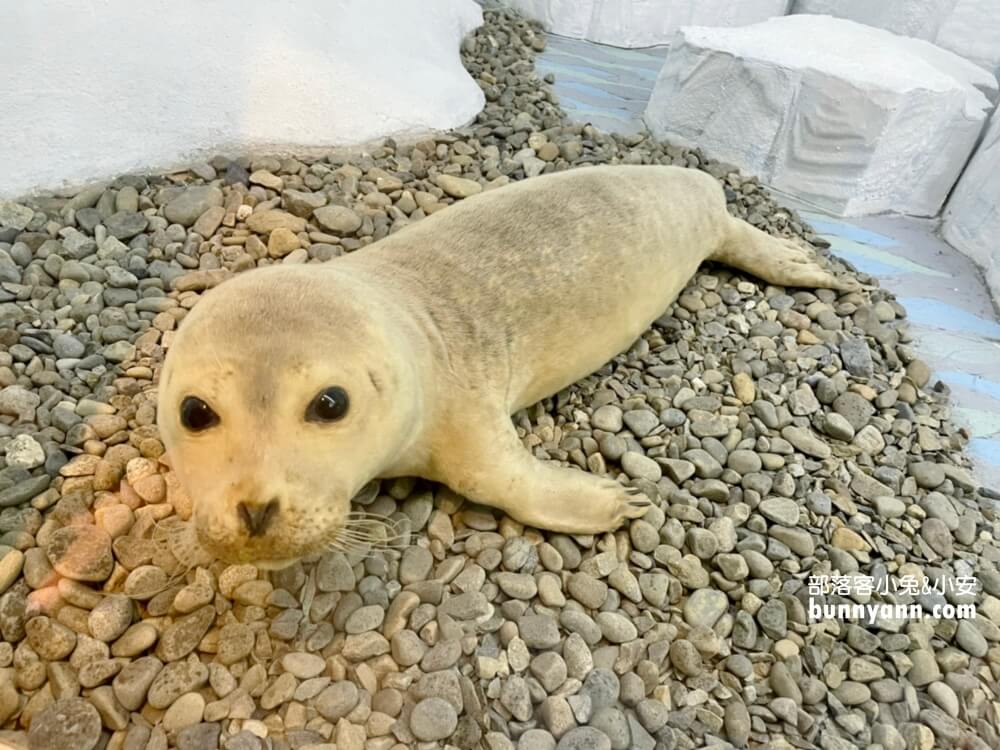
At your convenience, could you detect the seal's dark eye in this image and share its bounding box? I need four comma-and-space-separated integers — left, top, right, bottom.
180, 396, 219, 432
306, 386, 350, 423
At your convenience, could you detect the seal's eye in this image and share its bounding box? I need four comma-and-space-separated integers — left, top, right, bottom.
306, 386, 350, 423
180, 396, 219, 432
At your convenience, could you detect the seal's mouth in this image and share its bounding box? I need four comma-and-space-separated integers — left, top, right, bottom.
194, 515, 400, 566
191, 519, 320, 567
249, 557, 299, 571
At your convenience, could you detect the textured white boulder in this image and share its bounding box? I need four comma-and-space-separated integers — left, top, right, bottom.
644, 15, 996, 217
504, 0, 789, 48
793, 0, 1000, 76
0, 0, 484, 199
942, 109, 1000, 303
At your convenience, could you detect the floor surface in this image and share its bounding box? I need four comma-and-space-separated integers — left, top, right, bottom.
536, 33, 1000, 490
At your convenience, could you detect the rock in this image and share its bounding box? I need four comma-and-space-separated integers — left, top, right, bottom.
758, 497, 800, 526
908, 649, 942, 686
316, 681, 359, 722
313, 205, 363, 234
0, 548, 23, 594
113, 656, 163, 711
732, 372, 756, 403
27, 698, 102, 750
621, 452, 661, 482
282, 652, 326, 679
45, 525, 113, 582
436, 174, 483, 198
831, 526, 870, 551
556, 726, 612, 750
156, 606, 215, 661
410, 697, 459, 741
592, 405, 624, 432
177, 723, 222, 750
282, 189, 328, 217
781, 425, 832, 459
623, 409, 659, 436
164, 186, 224, 227
911, 462, 946, 488
25, 615, 77, 660
104, 211, 148, 240
645, 15, 995, 216
669, 639, 702, 676
249, 170, 283, 190
0, 385, 41, 423
162, 692, 206, 732
683, 589, 728, 628
0, 14, 993, 750
245, 209, 306, 234
520, 613, 561, 649
5, 434, 45, 470
88, 595, 133, 642
0, 200, 34, 230
840, 336, 874, 377
724, 700, 751, 746
192, 206, 225, 238
875, 496, 906, 518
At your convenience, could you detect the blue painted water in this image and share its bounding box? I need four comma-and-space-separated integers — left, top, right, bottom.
898, 297, 1000, 341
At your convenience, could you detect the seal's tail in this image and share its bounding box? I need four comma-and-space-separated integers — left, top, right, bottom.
710, 217, 859, 292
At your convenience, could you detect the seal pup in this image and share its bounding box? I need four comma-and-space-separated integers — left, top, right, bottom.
158, 164, 856, 566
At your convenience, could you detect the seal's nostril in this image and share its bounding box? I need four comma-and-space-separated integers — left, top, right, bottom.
237, 498, 280, 537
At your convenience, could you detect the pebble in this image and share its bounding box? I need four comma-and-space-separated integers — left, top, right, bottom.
316, 681, 359, 722
88, 595, 132, 642
556, 727, 612, 750
520, 613, 561, 649
156, 605, 215, 661
410, 697, 459, 741
162, 692, 206, 732
282, 652, 326, 678
27, 698, 102, 750
314, 205, 362, 234
113, 656, 163, 710
0, 10, 994, 750
683, 589, 728, 628
6, 434, 46, 470
436, 174, 483, 198
164, 186, 223, 226
758, 497, 800, 526
0, 548, 24, 594
45, 524, 113, 582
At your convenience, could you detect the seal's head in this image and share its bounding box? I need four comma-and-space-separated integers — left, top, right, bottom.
157, 265, 421, 568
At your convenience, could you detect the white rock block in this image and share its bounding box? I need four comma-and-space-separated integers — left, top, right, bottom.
942, 108, 1000, 303
643, 15, 996, 217
793, 0, 1000, 77
0, 0, 484, 199
504, 0, 790, 48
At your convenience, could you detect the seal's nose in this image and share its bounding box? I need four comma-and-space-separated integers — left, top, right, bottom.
237, 498, 280, 537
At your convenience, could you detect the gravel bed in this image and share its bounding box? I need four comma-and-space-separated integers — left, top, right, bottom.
1, 7, 1000, 750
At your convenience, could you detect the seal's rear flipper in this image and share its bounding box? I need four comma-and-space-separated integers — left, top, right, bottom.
711, 219, 860, 292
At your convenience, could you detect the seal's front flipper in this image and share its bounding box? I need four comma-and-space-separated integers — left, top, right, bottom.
712, 219, 860, 292
431, 411, 651, 534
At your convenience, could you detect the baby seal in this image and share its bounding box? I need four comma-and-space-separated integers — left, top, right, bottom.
158, 165, 855, 566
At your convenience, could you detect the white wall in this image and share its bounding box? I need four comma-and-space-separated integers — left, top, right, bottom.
643, 16, 995, 217
942, 108, 1000, 303
504, 0, 790, 48
0, 0, 485, 199
792, 0, 1000, 76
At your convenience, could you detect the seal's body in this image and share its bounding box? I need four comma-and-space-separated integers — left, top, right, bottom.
159, 165, 854, 566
